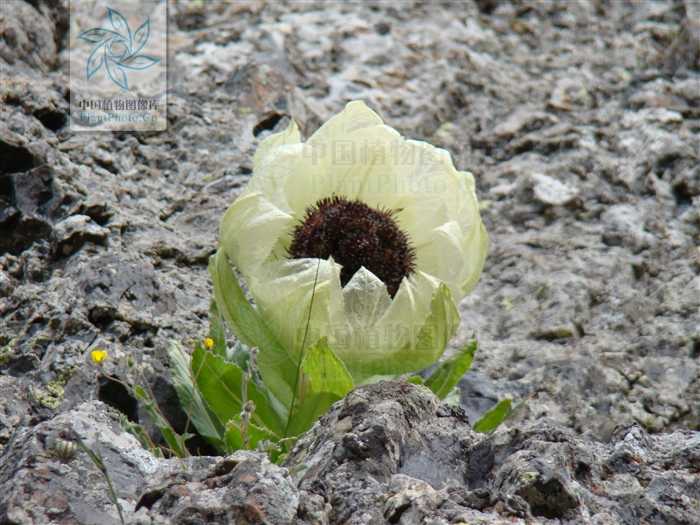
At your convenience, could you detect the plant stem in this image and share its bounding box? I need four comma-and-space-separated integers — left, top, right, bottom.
74, 434, 126, 525
283, 259, 321, 438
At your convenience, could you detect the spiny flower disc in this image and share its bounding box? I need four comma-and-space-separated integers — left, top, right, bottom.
288, 196, 415, 297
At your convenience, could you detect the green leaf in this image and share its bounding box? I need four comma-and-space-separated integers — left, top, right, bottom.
191, 345, 285, 436
286, 392, 340, 439
301, 337, 354, 398
210, 299, 251, 369
133, 384, 190, 457
286, 338, 354, 437
228, 340, 251, 370
168, 342, 225, 446
473, 398, 512, 433
410, 283, 460, 364
209, 249, 297, 408
160, 426, 193, 457
119, 415, 164, 458
224, 416, 278, 452
208, 300, 228, 358
425, 340, 477, 399
406, 375, 424, 385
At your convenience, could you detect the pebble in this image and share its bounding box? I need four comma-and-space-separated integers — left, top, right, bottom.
530, 173, 579, 206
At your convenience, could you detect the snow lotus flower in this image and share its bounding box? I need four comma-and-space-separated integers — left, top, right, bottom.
217, 101, 488, 383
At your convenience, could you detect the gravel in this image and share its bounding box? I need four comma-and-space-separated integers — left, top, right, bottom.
1, 0, 698, 523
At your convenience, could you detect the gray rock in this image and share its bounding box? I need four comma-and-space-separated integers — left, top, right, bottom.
0, 376, 29, 451
139, 451, 299, 524
285, 382, 700, 524
529, 172, 579, 207
0, 401, 299, 525
549, 76, 594, 111
490, 109, 559, 140
0, 269, 12, 297
0, 401, 160, 524
52, 215, 110, 257
1, 382, 700, 525
601, 204, 655, 251
0, 0, 62, 72
0, 164, 63, 255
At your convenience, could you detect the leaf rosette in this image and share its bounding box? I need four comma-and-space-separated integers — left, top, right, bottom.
163, 101, 499, 459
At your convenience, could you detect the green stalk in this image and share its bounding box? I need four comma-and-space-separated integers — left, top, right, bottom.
283, 259, 321, 438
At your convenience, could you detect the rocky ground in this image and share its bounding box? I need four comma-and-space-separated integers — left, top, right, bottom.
0, 0, 699, 523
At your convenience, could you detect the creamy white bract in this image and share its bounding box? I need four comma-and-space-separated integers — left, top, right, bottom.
219, 101, 488, 382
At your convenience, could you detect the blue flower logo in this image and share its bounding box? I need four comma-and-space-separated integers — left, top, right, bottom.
78, 8, 160, 91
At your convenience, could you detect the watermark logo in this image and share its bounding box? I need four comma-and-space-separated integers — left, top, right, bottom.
78, 8, 160, 91
69, 0, 167, 131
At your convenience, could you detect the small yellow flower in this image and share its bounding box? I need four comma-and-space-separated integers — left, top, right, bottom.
203, 337, 214, 350
90, 349, 108, 364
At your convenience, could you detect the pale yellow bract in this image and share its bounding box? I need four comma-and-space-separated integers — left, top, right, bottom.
219, 101, 489, 381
